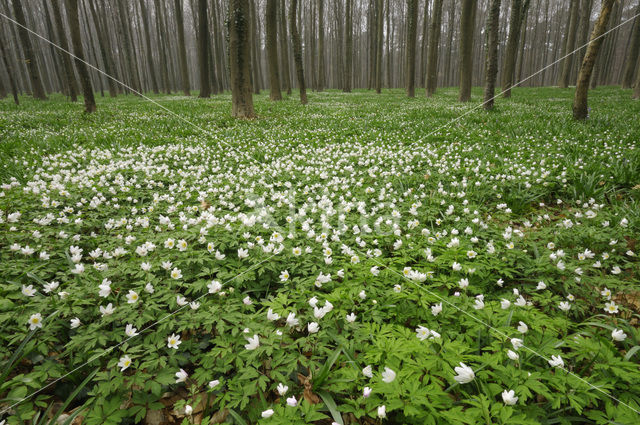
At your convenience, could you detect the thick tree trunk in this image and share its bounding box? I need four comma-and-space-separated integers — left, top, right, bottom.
50, 0, 78, 101
198, 0, 211, 98
344, 0, 353, 92
622, 3, 640, 89
426, 0, 443, 96
290, 0, 307, 104
266, 0, 282, 100
573, 0, 616, 119
11, 0, 47, 99
559, 0, 579, 88
174, 0, 191, 95
278, 0, 291, 94
65, 0, 96, 112
406, 0, 418, 97
458, 0, 476, 102
484, 0, 501, 110
229, 0, 255, 118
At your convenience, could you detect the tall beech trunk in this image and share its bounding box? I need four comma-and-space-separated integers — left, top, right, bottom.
266, 0, 282, 100
501, 0, 529, 97
12, 0, 47, 99
406, 0, 418, 97
50, 0, 78, 101
65, 0, 96, 112
419, 1, 429, 88
318, 0, 325, 90
458, 0, 476, 102
426, 0, 443, 96
375, 0, 383, 93
344, 0, 353, 92
229, 0, 255, 118
573, 0, 616, 119
278, 0, 291, 94
198, 0, 211, 98
559, 0, 579, 88
622, 3, 640, 89
289, 0, 307, 104
484, 0, 501, 109
174, 0, 191, 95
0, 31, 19, 105
139, 0, 159, 94
88, 0, 118, 97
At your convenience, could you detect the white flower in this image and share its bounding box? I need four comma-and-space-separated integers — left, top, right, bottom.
261, 409, 274, 418
474, 298, 485, 310
359, 290, 366, 300
453, 362, 475, 384
308, 322, 320, 334
548, 355, 564, 368
558, 301, 571, 311
286, 396, 297, 407
612, 329, 627, 342
167, 333, 182, 349
126, 290, 139, 304
245, 334, 259, 350
243, 296, 252, 305
604, 301, 619, 314
363, 386, 372, 398
145, 283, 155, 293
70, 317, 81, 329
238, 248, 249, 259
431, 303, 443, 316
28, 313, 43, 330
279, 270, 290, 281
362, 365, 373, 378
536, 281, 547, 290
377, 405, 386, 418
514, 296, 527, 307
500, 299, 511, 309
118, 355, 132, 371
175, 368, 188, 383
22, 285, 36, 297
190, 301, 200, 310
611, 266, 622, 275
208, 280, 222, 293
170, 268, 182, 279
345, 312, 357, 323
381, 367, 396, 383
267, 308, 280, 321
209, 379, 221, 389
125, 324, 138, 337
176, 295, 188, 306
184, 405, 193, 415
502, 389, 518, 405
286, 312, 299, 327
277, 383, 288, 395
42, 281, 58, 293
511, 338, 524, 350
459, 278, 469, 289
507, 350, 519, 361
517, 321, 528, 333
100, 303, 115, 316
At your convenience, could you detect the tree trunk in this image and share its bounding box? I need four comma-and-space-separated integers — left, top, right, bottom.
573, 0, 616, 119
344, 0, 353, 92
278, 0, 291, 94
290, 0, 307, 104
50, 0, 79, 101
426, 0, 443, 96
375, 0, 384, 93
11, 0, 47, 99
229, 0, 255, 118
139, 0, 159, 94
458, 0, 476, 102
406, 0, 418, 97
419, 1, 429, 88
197, 0, 211, 98
622, 3, 640, 89
266, 0, 282, 100
501, 0, 529, 97
634, 62, 640, 98
559, 0, 579, 88
65, 0, 96, 112
318, 0, 325, 90
89, 0, 118, 97
483, 0, 501, 109
443, 0, 456, 87
174, 0, 191, 95
0, 31, 19, 105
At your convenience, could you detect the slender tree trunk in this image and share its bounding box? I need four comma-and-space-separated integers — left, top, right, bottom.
0, 31, 19, 104
65, 0, 96, 112
344, 0, 353, 92
633, 63, 640, 98
318, 0, 325, 90
458, 0, 476, 102
197, 0, 211, 98
419, 1, 429, 88
174, 0, 191, 95
375, 0, 384, 93
229, 0, 255, 118
250, 0, 261, 94
443, 0, 456, 87
290, 0, 307, 104
559, 0, 579, 88
515, 7, 529, 85
501, 0, 529, 97
575, 0, 594, 76
266, 0, 282, 100
11, 0, 47, 99
138, 0, 159, 94
484, 0, 501, 109
573, 0, 616, 119
88, 0, 118, 97
622, 3, 640, 89
426, 0, 443, 96
406, 0, 418, 97
50, 0, 78, 101
278, 0, 291, 94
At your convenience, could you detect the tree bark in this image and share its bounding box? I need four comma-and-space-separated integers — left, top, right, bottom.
278, 0, 291, 94
559, 0, 579, 88
406, 0, 418, 97
458, 0, 476, 102
634, 62, 640, 99
375, 0, 384, 93
622, 3, 640, 89
65, 0, 96, 112
50, 0, 79, 101
139, 0, 159, 94
425, 0, 443, 96
11, 0, 47, 99
419, 1, 429, 88
229, 0, 255, 118
266, 0, 282, 100
197, 0, 211, 98
573, 0, 616, 119
290, 0, 307, 104
501, 0, 529, 97
0, 31, 19, 104
174, 0, 191, 95
483, 0, 501, 109
344, 0, 353, 92
318, 0, 325, 90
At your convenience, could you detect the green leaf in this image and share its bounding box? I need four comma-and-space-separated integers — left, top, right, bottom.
317, 390, 343, 425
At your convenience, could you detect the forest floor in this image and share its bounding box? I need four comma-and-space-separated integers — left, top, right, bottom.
1, 87, 640, 425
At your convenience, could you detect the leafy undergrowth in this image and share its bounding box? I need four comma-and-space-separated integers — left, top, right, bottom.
1, 87, 640, 425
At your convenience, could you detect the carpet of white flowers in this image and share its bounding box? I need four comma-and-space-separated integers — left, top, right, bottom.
1, 88, 640, 425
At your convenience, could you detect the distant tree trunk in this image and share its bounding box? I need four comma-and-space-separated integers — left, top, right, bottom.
290, 0, 307, 104
573, 0, 616, 119
559, 0, 579, 88
406, 0, 418, 97
419, 1, 429, 88
139, 0, 159, 94
174, 0, 191, 95
88, 0, 118, 97
426, 0, 443, 96
318, 0, 325, 90
344, 0, 353, 92
65, 0, 96, 112
278, 0, 291, 94
154, 0, 171, 94
458, 0, 476, 102
197, 0, 211, 98
484, 0, 501, 110
443, 0, 456, 87
501, 0, 529, 97
634, 65, 640, 99
11, 0, 47, 99
116, 0, 142, 93
266, 0, 282, 100
0, 31, 19, 105
575, 0, 594, 76
622, 3, 640, 89
50, 0, 78, 101
229, 0, 255, 118
385, 0, 391, 88
375, 0, 384, 93
250, 0, 261, 94
515, 7, 529, 85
